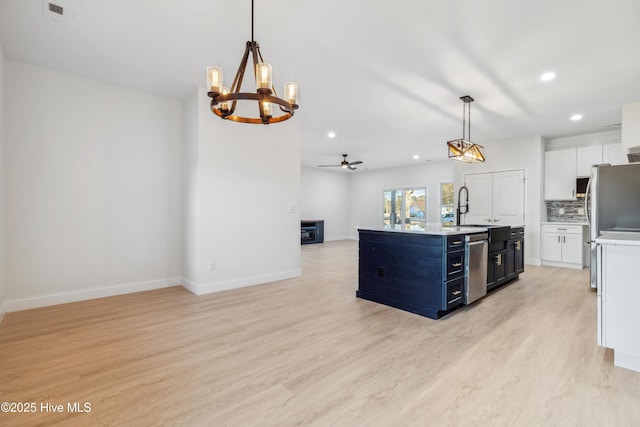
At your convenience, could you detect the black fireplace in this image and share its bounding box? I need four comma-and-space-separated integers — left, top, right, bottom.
301, 220, 324, 245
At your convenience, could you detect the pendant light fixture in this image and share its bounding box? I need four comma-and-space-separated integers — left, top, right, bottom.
447, 95, 485, 163
206, 0, 299, 124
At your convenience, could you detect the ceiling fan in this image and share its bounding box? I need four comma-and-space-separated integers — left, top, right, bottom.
318, 154, 363, 171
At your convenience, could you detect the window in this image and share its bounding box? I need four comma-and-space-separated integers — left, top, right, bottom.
440, 182, 455, 226
383, 187, 426, 230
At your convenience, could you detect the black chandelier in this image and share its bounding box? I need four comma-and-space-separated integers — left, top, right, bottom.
447, 95, 485, 163
206, 0, 298, 125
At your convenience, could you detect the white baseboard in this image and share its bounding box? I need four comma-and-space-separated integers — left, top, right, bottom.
541, 260, 584, 270
525, 257, 542, 266
0, 300, 6, 324
182, 269, 301, 296
325, 236, 353, 242
5, 276, 182, 312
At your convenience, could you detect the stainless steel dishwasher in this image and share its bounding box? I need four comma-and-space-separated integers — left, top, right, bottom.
464, 233, 488, 305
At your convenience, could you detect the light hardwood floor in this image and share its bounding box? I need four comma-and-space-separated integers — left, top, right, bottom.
1, 240, 639, 426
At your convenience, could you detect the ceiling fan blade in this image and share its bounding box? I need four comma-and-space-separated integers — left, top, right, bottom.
349, 161, 363, 165
318, 164, 340, 167
348, 166, 357, 170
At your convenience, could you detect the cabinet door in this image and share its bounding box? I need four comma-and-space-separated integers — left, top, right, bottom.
462, 173, 493, 225
542, 232, 562, 262
577, 146, 603, 177
602, 244, 640, 351
602, 143, 626, 166
561, 233, 583, 265
515, 239, 524, 273
495, 250, 507, 284
506, 240, 517, 280
545, 149, 577, 200
492, 170, 525, 226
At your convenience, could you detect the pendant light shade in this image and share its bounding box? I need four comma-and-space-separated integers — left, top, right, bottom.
447, 95, 485, 163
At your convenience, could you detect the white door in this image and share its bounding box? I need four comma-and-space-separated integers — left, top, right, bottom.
492, 170, 525, 226
462, 173, 492, 225
542, 232, 562, 262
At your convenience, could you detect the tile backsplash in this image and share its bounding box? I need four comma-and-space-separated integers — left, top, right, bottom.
546, 200, 587, 223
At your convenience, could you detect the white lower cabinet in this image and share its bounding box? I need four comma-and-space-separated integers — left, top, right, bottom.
598, 242, 640, 373
541, 224, 585, 269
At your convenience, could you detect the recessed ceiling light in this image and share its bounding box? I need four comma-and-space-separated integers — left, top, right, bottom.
413, 155, 420, 159
540, 72, 556, 82
327, 131, 336, 139
570, 114, 583, 121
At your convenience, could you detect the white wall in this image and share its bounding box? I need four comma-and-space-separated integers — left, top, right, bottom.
300, 167, 350, 240
4, 61, 182, 311
453, 135, 545, 265
0, 43, 5, 320
622, 101, 640, 154
181, 89, 301, 295
181, 90, 200, 285
348, 161, 454, 239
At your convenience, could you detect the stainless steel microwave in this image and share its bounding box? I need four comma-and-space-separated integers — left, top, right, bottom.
576, 177, 589, 198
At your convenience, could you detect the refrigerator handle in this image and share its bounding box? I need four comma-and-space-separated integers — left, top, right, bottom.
585, 177, 592, 226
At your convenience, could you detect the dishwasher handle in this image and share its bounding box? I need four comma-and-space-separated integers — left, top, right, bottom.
465, 233, 488, 243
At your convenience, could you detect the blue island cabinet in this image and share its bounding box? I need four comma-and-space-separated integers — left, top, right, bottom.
356, 229, 466, 319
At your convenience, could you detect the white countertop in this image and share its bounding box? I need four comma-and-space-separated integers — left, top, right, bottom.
358, 224, 488, 236
595, 231, 640, 246
541, 221, 589, 226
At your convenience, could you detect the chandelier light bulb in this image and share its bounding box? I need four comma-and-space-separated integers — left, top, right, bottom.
219, 87, 230, 111
256, 62, 272, 91
207, 66, 223, 93
262, 101, 272, 117
284, 82, 298, 105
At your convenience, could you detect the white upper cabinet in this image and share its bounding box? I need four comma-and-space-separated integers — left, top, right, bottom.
545, 149, 577, 201
576, 146, 603, 177
602, 143, 626, 165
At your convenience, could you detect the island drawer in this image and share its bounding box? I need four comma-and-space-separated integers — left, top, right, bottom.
444, 277, 464, 310
446, 251, 465, 278
510, 227, 525, 239
446, 236, 465, 252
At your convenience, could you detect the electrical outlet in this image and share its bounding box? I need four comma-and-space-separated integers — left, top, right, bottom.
288, 204, 296, 214
559, 208, 565, 215
208, 260, 215, 271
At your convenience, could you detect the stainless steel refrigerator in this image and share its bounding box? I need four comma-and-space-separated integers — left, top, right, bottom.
587, 163, 640, 288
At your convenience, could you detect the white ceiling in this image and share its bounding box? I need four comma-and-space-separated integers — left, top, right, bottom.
2, 0, 640, 171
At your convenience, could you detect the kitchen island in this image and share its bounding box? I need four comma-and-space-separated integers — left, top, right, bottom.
356, 224, 524, 319
356, 225, 486, 319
